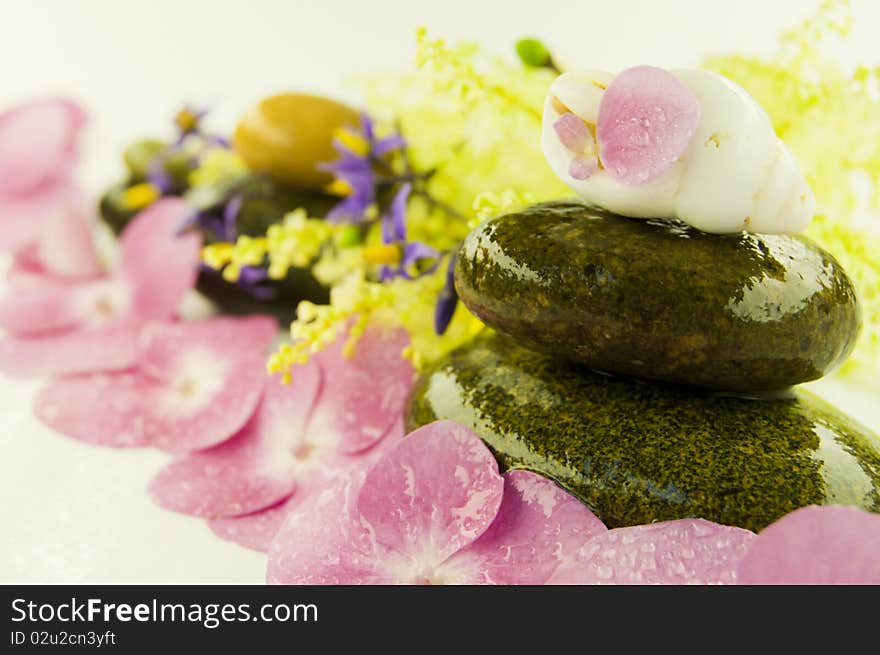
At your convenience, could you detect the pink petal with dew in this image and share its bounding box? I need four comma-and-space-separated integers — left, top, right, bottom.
0, 324, 140, 377
34, 317, 275, 449
0, 98, 86, 196
267, 469, 387, 584
549, 518, 755, 585
211, 417, 408, 553
210, 497, 302, 553
356, 420, 504, 573
36, 192, 101, 277
117, 198, 202, 321
149, 357, 321, 517
35, 370, 153, 447
134, 316, 277, 452
444, 470, 608, 584
736, 505, 880, 585
316, 326, 413, 454
597, 65, 700, 185
268, 422, 504, 585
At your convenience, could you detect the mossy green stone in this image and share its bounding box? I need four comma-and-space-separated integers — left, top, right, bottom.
455, 200, 861, 392
405, 335, 880, 532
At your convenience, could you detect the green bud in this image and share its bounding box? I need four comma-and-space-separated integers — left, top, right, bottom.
337, 224, 363, 248
122, 139, 166, 180
515, 38, 553, 69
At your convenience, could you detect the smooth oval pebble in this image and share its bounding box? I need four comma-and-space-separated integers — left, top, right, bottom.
233, 92, 360, 189
455, 200, 861, 392
405, 334, 880, 532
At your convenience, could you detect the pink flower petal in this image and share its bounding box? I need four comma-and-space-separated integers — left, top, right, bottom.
267, 469, 385, 585
736, 505, 880, 585
0, 98, 86, 197
0, 276, 85, 335
35, 190, 102, 277
445, 470, 608, 584
316, 326, 413, 454
356, 420, 504, 572
210, 497, 304, 553
554, 112, 592, 152
597, 65, 700, 185
0, 184, 78, 253
34, 370, 153, 446
0, 325, 140, 377
569, 155, 598, 180
34, 317, 275, 449
268, 422, 504, 585
148, 357, 321, 517
117, 198, 202, 321
549, 519, 755, 585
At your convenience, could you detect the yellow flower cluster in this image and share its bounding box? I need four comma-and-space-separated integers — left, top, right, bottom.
188, 149, 249, 189
202, 209, 335, 283
705, 0, 880, 379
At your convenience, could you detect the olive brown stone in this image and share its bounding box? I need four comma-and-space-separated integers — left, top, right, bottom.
405, 335, 880, 532
455, 200, 861, 391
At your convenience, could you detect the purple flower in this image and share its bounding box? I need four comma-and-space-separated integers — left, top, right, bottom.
434, 250, 459, 335
377, 184, 439, 281
322, 113, 406, 225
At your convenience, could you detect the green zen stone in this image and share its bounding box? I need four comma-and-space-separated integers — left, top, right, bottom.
455, 200, 861, 392
405, 334, 880, 532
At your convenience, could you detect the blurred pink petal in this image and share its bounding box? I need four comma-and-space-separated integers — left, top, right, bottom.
549, 518, 755, 585
736, 505, 880, 585
0, 98, 86, 197
597, 65, 700, 185
35, 192, 101, 277
0, 325, 140, 377
444, 470, 607, 584
0, 198, 200, 376
34, 316, 275, 450
118, 197, 201, 321
0, 183, 84, 254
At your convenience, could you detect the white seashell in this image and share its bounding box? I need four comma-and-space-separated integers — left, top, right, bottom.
541, 67, 815, 234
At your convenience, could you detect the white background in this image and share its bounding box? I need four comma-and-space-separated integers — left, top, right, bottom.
0, 0, 878, 583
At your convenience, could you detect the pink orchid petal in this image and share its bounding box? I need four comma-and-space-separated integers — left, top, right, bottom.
597, 65, 700, 185
0, 325, 140, 377
736, 505, 880, 585
210, 496, 305, 553
117, 198, 202, 321
0, 98, 86, 197
356, 420, 504, 570
148, 357, 321, 517
554, 112, 592, 152
36, 191, 102, 277
569, 155, 598, 180
267, 470, 388, 584
549, 518, 755, 585
316, 326, 413, 454
34, 317, 275, 449
445, 470, 607, 584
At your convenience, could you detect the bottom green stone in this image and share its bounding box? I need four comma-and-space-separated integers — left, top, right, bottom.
405, 335, 880, 532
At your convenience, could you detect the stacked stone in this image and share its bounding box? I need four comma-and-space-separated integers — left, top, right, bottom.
406, 200, 880, 532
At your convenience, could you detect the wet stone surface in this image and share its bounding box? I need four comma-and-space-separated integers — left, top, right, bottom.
406, 335, 880, 532
455, 200, 861, 391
